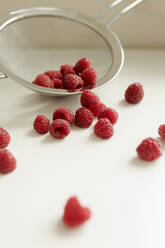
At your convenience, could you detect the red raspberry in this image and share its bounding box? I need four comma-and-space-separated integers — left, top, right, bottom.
0, 127, 10, 149
125, 83, 144, 104
53, 108, 74, 124
60, 64, 75, 76
81, 67, 97, 89
94, 118, 114, 139
63, 196, 91, 228
49, 119, 70, 139
33, 74, 54, 88
74, 58, 91, 74
44, 70, 62, 80
33, 115, 50, 134
75, 108, 94, 128
63, 74, 84, 90
52, 79, 63, 89
90, 102, 106, 117
0, 149, 16, 174
98, 107, 118, 125
158, 124, 165, 140
81, 89, 100, 110
136, 138, 162, 161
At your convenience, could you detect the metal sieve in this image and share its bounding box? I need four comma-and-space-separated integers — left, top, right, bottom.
0, 0, 143, 96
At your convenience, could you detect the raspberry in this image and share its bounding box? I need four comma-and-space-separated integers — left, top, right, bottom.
74, 58, 91, 74
94, 118, 114, 139
81, 67, 97, 89
52, 78, 63, 89
0, 149, 16, 174
125, 83, 144, 104
33, 74, 54, 88
53, 108, 74, 124
136, 138, 162, 161
60, 64, 75, 76
0, 127, 10, 149
49, 119, 70, 139
63, 196, 91, 228
75, 108, 94, 128
33, 115, 50, 134
63, 74, 84, 90
98, 107, 118, 125
90, 102, 106, 117
81, 89, 100, 110
44, 70, 62, 80
158, 124, 165, 140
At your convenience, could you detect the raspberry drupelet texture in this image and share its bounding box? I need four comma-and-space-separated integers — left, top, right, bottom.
60, 64, 75, 76
63, 74, 84, 90
81, 89, 100, 110
50, 119, 70, 139
75, 108, 94, 128
63, 196, 91, 228
98, 107, 118, 125
90, 102, 106, 117
74, 58, 91, 74
0, 149, 16, 174
53, 108, 74, 124
0, 127, 10, 149
81, 67, 97, 89
94, 118, 114, 139
125, 82, 144, 104
52, 78, 63, 89
33, 115, 50, 134
136, 137, 162, 161
44, 70, 62, 80
158, 124, 165, 140
33, 74, 54, 88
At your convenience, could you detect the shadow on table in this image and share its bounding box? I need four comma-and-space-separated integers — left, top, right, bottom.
55, 219, 84, 237
2, 92, 80, 128
129, 156, 158, 168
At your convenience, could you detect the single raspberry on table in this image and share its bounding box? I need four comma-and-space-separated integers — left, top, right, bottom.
33, 74, 54, 88
33, 115, 50, 134
0, 127, 10, 149
53, 108, 74, 124
94, 118, 114, 139
63, 196, 91, 228
63, 74, 84, 90
52, 78, 63, 89
125, 82, 144, 104
80, 89, 100, 110
49, 119, 70, 139
74, 58, 91, 74
158, 124, 165, 140
75, 108, 94, 128
98, 107, 118, 125
0, 149, 16, 174
60, 64, 75, 76
44, 70, 62, 80
136, 137, 162, 161
90, 102, 106, 117
81, 67, 97, 89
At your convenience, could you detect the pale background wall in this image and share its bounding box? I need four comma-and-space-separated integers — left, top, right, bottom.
0, 0, 164, 48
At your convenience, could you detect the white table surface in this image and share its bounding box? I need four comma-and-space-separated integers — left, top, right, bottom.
0, 49, 165, 248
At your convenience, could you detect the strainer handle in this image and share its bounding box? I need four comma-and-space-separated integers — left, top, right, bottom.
0, 73, 7, 79
96, 0, 144, 27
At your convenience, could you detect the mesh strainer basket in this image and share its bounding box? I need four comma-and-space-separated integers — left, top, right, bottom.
0, 0, 143, 96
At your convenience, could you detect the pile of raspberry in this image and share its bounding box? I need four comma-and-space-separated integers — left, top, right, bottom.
32, 58, 97, 92
33, 89, 118, 140
2, 79, 165, 232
